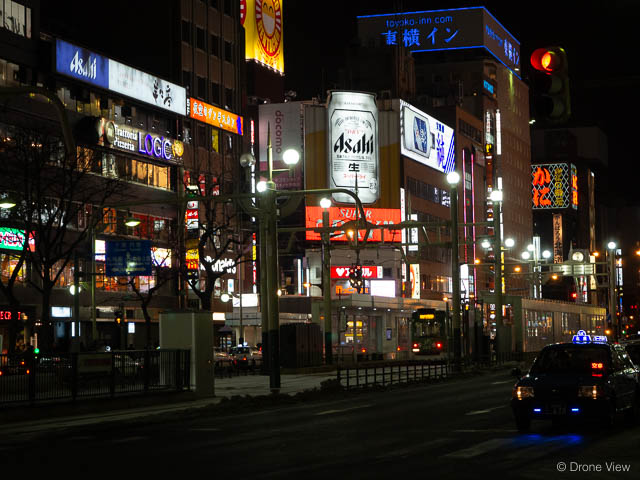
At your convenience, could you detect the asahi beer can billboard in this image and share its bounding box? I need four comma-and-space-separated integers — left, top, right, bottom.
327, 91, 379, 204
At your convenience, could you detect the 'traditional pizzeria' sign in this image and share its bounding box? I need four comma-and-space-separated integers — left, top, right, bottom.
531, 163, 578, 210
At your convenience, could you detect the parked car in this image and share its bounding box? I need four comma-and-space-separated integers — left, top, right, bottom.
229, 346, 262, 368
214, 347, 231, 365
511, 331, 640, 431
622, 338, 640, 367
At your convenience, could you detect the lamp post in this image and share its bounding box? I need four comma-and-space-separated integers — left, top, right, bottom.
490, 189, 503, 360
446, 171, 461, 367
607, 241, 618, 339
320, 197, 333, 364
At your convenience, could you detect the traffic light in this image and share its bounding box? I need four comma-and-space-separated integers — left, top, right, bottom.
349, 264, 363, 292
530, 46, 571, 125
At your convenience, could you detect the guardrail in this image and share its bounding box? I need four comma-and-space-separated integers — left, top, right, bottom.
0, 349, 190, 405
336, 352, 539, 390
338, 360, 450, 390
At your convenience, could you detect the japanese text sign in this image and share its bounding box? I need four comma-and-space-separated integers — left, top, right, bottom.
531, 163, 578, 210
105, 240, 152, 276
187, 98, 243, 136
357, 7, 520, 77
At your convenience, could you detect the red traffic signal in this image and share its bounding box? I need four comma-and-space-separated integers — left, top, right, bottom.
529, 46, 570, 125
530, 48, 565, 73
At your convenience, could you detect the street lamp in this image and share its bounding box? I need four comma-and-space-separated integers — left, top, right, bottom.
489, 189, 503, 360
607, 241, 618, 339
319, 197, 333, 364
446, 171, 461, 367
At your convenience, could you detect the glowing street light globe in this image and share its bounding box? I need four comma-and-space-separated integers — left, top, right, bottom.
320, 198, 332, 209
504, 238, 515, 248
446, 171, 460, 185
282, 149, 300, 166
521, 251, 531, 260
607, 241, 617, 250
542, 250, 552, 259
256, 180, 268, 193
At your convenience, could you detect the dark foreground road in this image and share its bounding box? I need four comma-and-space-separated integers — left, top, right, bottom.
1, 370, 638, 478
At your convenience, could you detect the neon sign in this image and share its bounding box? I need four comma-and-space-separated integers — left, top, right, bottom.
101, 119, 183, 164
305, 206, 402, 242
331, 266, 383, 279
531, 163, 577, 210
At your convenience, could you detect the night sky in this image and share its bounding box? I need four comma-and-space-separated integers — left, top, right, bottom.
284, 1, 639, 201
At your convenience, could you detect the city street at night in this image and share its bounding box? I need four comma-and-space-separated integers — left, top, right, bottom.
1, 370, 638, 477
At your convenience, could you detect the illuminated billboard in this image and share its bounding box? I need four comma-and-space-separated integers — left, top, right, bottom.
187, 98, 243, 136
399, 100, 455, 173
327, 91, 379, 204
55, 39, 186, 115
243, 0, 284, 74
531, 163, 578, 210
305, 206, 401, 242
357, 7, 520, 77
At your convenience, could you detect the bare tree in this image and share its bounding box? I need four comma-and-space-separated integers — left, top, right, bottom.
0, 125, 123, 350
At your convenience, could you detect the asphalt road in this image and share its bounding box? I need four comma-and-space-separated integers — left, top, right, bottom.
2, 370, 638, 478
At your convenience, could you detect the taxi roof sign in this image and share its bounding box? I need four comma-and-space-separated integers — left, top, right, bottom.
572, 330, 608, 344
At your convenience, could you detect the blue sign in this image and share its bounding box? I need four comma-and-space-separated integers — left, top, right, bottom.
56, 39, 109, 89
357, 7, 520, 78
105, 240, 152, 276
572, 330, 591, 344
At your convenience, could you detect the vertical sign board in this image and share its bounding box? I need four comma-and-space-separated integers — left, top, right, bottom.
410, 264, 420, 299
531, 163, 577, 210
105, 240, 152, 276
553, 214, 563, 264
399, 100, 455, 174
327, 91, 379, 204
258, 102, 304, 189
243, 0, 285, 73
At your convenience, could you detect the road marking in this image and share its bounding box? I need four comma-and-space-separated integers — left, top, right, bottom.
444, 438, 512, 458
491, 380, 513, 385
111, 436, 148, 444
465, 405, 508, 415
190, 427, 221, 432
314, 404, 372, 416
374, 438, 452, 460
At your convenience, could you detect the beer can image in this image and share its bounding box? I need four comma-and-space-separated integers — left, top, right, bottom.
327, 91, 379, 205
402, 103, 432, 158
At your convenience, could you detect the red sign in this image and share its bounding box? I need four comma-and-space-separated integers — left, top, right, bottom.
305, 207, 402, 242
331, 266, 383, 279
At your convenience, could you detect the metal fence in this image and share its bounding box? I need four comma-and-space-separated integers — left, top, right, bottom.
0, 349, 190, 405
336, 351, 540, 390
338, 360, 450, 390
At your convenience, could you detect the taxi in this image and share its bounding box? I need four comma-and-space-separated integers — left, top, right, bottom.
511, 331, 640, 431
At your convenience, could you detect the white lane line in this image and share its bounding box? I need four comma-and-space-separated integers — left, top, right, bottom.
111, 436, 148, 444
314, 404, 372, 416
491, 380, 514, 385
465, 405, 508, 416
444, 438, 513, 458
375, 438, 453, 460
190, 427, 221, 432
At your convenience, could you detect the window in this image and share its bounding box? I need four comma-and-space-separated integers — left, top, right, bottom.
224, 41, 233, 63
210, 34, 219, 57
196, 27, 206, 50
197, 76, 206, 100
181, 20, 191, 44
211, 82, 220, 104
225, 88, 233, 109
210, 0, 218, 7
182, 70, 192, 90
223, 0, 232, 16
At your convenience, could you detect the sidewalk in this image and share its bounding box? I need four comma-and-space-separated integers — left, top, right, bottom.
0, 371, 338, 438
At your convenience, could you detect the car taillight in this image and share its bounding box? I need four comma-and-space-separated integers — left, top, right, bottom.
436, 342, 442, 349
242, 356, 247, 361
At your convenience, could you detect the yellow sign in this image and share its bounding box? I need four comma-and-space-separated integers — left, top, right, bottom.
243, 0, 284, 74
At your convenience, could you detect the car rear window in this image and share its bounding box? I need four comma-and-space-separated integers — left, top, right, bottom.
530, 346, 609, 374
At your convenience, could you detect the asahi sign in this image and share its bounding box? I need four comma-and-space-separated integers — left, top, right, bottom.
327, 91, 379, 204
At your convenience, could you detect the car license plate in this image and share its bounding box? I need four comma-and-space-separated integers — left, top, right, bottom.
549, 403, 566, 415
